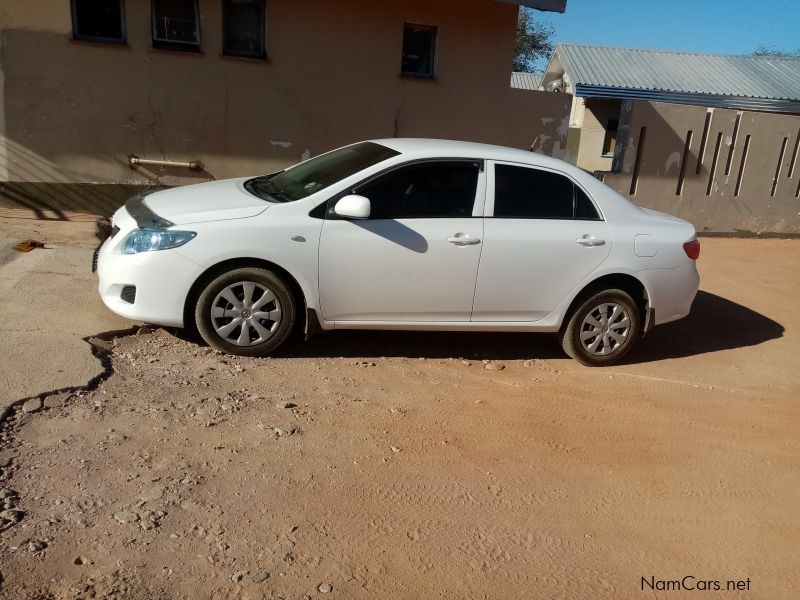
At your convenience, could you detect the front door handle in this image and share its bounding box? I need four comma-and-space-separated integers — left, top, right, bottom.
447, 234, 481, 246
576, 235, 605, 247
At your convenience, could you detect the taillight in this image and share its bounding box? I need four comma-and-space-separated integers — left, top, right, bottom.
683, 239, 700, 260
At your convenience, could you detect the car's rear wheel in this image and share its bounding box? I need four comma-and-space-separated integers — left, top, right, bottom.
558, 289, 641, 366
195, 267, 296, 356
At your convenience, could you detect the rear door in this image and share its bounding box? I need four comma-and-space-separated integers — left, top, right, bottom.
471, 161, 611, 322
318, 159, 485, 322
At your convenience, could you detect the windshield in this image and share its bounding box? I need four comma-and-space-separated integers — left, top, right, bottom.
244, 142, 399, 202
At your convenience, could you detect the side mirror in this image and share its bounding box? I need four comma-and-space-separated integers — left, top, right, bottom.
333, 195, 371, 219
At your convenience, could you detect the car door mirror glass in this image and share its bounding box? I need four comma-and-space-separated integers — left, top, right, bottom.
333, 195, 371, 219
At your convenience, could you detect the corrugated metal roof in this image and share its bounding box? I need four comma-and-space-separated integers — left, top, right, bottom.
554, 44, 800, 102
493, 0, 567, 13
511, 71, 543, 90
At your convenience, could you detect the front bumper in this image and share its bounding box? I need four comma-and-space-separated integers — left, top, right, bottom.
96, 237, 204, 327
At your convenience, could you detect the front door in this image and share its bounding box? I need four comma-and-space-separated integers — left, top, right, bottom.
318, 160, 485, 322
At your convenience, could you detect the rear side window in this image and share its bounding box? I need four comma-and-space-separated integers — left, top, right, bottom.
356, 161, 480, 219
494, 164, 600, 220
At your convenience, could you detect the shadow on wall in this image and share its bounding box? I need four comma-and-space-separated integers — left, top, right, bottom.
172, 291, 782, 362
0, 137, 168, 218
0, 181, 165, 219
612, 100, 688, 198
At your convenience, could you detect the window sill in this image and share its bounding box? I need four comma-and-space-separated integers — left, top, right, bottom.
400, 73, 438, 82
70, 37, 129, 48
221, 53, 271, 64
149, 46, 204, 57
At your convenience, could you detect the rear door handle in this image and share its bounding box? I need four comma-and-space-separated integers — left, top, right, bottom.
447, 235, 481, 246
576, 236, 605, 247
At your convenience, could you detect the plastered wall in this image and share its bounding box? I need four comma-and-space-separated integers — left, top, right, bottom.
605, 100, 800, 234
0, 0, 571, 215
575, 98, 619, 173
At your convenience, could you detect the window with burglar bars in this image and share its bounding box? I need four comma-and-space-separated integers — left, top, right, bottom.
152, 0, 201, 52
71, 0, 127, 44
223, 0, 266, 59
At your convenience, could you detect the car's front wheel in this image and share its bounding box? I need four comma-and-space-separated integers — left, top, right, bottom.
195, 267, 296, 356
558, 289, 641, 366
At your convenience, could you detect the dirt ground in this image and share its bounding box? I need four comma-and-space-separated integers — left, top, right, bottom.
1, 238, 798, 600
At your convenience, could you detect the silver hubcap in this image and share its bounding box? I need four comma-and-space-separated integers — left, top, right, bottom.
580, 302, 631, 356
211, 281, 282, 347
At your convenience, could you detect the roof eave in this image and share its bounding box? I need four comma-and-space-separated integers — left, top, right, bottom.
575, 84, 800, 114
492, 0, 567, 13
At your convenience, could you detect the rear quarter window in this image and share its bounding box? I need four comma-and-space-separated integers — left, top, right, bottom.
575, 186, 601, 220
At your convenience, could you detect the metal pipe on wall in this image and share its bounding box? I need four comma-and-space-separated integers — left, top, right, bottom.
128, 155, 204, 171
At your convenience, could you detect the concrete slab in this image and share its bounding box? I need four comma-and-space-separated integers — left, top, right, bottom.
2, 332, 103, 403
0, 213, 132, 412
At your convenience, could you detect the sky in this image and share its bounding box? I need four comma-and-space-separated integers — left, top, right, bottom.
534, 0, 800, 64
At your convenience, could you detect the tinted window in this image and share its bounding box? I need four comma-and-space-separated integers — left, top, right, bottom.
357, 161, 479, 219
401, 24, 437, 78
153, 0, 200, 51
224, 0, 265, 58
575, 186, 601, 220
72, 0, 126, 43
494, 165, 573, 219
246, 142, 399, 202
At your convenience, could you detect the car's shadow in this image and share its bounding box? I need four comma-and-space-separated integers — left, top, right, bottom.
623, 290, 784, 364
278, 329, 563, 360
170, 291, 783, 363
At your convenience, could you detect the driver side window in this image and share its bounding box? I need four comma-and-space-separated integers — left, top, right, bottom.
354, 160, 480, 219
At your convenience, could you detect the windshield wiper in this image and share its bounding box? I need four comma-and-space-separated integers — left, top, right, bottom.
262, 177, 289, 202
244, 176, 289, 203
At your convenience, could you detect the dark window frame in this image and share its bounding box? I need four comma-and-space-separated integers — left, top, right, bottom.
222, 0, 267, 59
323, 158, 484, 220
70, 0, 127, 45
491, 163, 603, 221
401, 23, 438, 79
152, 0, 202, 53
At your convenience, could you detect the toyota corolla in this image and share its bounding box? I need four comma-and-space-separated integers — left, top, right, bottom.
95, 139, 700, 366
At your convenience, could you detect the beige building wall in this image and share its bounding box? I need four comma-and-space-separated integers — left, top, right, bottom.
559, 95, 621, 172
604, 100, 800, 234
0, 33, 6, 182
0, 0, 571, 215
575, 98, 619, 173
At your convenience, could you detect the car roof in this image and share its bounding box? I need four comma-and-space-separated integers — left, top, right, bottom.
371, 138, 577, 172
368, 138, 646, 222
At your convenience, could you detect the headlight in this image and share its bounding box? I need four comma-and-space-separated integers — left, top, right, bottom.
122, 228, 196, 254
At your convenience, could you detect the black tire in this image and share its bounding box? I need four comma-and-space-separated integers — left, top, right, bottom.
558, 288, 641, 366
195, 267, 296, 357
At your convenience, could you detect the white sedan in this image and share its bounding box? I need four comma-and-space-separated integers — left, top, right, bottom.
95, 139, 700, 366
